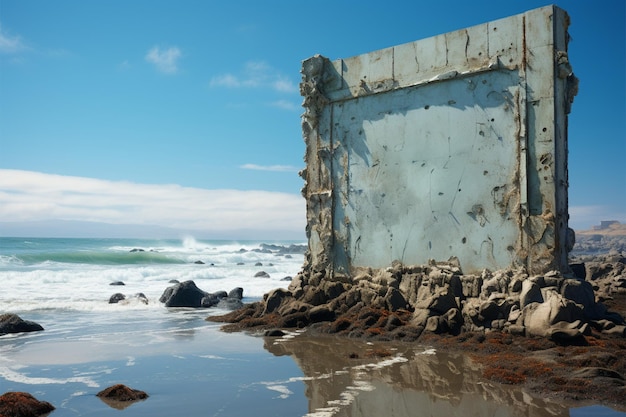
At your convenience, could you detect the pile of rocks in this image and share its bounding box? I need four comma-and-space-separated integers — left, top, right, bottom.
211, 259, 626, 342
159, 280, 244, 310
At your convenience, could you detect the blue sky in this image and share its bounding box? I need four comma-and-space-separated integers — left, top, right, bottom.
0, 0, 624, 238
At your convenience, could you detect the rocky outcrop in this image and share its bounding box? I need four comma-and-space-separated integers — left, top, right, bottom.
251, 243, 307, 254
159, 280, 243, 309
580, 256, 626, 301
96, 384, 148, 410
0, 314, 44, 336
210, 260, 626, 342
0, 391, 55, 417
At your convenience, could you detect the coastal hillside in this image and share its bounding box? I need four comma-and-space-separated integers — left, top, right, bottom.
577, 221, 626, 236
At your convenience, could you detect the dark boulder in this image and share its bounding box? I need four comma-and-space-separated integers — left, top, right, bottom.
228, 287, 244, 300
97, 384, 148, 410
308, 305, 336, 323
109, 293, 126, 304
160, 281, 244, 309
264, 329, 286, 337
569, 263, 586, 280
0, 391, 55, 417
97, 384, 148, 401
202, 290, 238, 307
254, 271, 270, 278
212, 290, 228, 299
0, 314, 44, 336
217, 298, 244, 310
264, 288, 291, 314
201, 293, 221, 308
110, 281, 125, 286
159, 280, 209, 308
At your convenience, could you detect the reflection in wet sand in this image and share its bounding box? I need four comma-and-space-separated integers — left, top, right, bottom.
263, 332, 571, 417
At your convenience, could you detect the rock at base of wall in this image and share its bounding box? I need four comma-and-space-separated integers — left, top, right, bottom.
209, 259, 626, 344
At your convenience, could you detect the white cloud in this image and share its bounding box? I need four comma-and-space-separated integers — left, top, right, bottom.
210, 60, 298, 94
269, 99, 299, 111
272, 77, 298, 93
211, 73, 241, 87
240, 164, 300, 172
569, 205, 626, 231
0, 170, 305, 237
0, 24, 26, 54
145, 46, 181, 74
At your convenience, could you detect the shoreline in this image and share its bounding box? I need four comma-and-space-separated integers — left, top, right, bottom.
266, 331, 626, 416
4, 321, 622, 417
2, 234, 625, 416
206, 232, 626, 413
208, 285, 626, 413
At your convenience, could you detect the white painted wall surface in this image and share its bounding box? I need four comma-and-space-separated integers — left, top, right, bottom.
300, 6, 576, 276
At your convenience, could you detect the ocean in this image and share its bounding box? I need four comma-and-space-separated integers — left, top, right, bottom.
1, 237, 623, 417
0, 237, 313, 416
0, 237, 306, 312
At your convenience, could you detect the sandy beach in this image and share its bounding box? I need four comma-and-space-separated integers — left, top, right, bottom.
2, 308, 624, 417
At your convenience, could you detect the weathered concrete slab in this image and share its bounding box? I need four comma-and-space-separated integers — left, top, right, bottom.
300, 6, 577, 276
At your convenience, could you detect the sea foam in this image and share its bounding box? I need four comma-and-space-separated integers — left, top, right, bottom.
0, 237, 305, 313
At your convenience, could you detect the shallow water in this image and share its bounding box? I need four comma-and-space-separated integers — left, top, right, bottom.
264, 334, 626, 417
1, 309, 624, 417
0, 309, 309, 416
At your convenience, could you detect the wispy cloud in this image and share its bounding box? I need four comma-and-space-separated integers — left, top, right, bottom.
240, 164, 300, 172
0, 23, 70, 61
272, 77, 298, 93
210, 61, 298, 93
117, 60, 132, 71
0, 170, 305, 236
145, 46, 182, 74
269, 99, 299, 111
0, 23, 26, 54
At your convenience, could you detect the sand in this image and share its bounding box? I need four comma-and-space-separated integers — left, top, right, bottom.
1, 309, 623, 417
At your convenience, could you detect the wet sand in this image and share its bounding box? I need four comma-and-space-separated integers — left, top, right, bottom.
264, 331, 624, 417
2, 310, 623, 416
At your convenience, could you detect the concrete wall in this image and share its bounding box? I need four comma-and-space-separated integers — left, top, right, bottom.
300, 6, 577, 276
